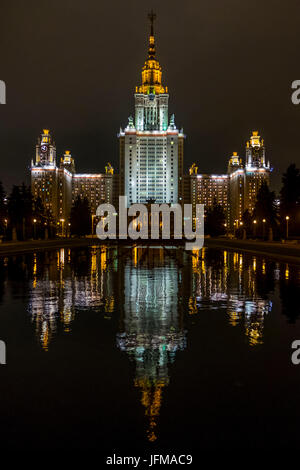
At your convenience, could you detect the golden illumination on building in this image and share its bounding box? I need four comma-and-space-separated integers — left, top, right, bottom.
105, 162, 114, 175
228, 152, 241, 167
250, 130, 261, 148
189, 163, 198, 175
136, 12, 166, 95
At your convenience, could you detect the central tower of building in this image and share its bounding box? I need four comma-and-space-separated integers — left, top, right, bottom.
119, 12, 184, 206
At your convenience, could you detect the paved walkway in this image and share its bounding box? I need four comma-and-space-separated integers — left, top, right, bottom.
1, 236, 300, 263
0, 238, 101, 255
205, 237, 300, 263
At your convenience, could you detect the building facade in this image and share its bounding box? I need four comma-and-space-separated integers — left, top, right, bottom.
189, 131, 271, 230
31, 129, 115, 230
31, 18, 271, 236
119, 15, 184, 207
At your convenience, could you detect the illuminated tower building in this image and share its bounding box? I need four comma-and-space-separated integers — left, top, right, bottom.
31, 130, 116, 230
187, 131, 271, 231
31, 129, 59, 221
227, 152, 244, 229
119, 12, 184, 206
31, 130, 75, 226
227, 132, 271, 229
244, 131, 270, 215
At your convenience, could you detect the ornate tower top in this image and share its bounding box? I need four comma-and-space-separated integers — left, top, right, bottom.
246, 130, 268, 169
33, 129, 56, 167
136, 12, 167, 95
60, 150, 76, 173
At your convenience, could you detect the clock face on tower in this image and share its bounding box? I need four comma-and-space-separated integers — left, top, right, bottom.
41, 145, 48, 153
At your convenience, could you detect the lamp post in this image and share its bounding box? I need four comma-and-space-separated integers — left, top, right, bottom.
33, 218, 37, 239
262, 219, 266, 239
286, 216, 290, 239
253, 219, 257, 238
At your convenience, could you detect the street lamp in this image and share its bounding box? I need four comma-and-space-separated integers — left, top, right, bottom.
262, 219, 266, 239
286, 216, 290, 239
33, 218, 37, 239
253, 219, 257, 238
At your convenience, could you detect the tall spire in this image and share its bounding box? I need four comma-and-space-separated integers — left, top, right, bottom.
135, 11, 167, 95
148, 10, 156, 59
148, 10, 156, 36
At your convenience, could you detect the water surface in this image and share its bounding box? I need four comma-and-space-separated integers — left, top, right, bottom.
0, 245, 299, 452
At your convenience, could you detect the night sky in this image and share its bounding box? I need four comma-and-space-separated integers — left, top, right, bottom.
1, 0, 300, 193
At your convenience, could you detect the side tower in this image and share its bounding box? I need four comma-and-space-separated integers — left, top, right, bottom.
31, 129, 59, 221
227, 152, 245, 230
119, 12, 184, 206
31, 130, 74, 228
244, 131, 271, 215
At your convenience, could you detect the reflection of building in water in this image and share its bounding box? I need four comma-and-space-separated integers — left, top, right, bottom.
189, 249, 272, 346
117, 247, 186, 442
28, 246, 116, 350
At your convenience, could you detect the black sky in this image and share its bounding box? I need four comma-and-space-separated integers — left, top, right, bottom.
1, 0, 300, 192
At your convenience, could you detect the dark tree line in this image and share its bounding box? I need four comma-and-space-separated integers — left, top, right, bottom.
70, 196, 91, 236
0, 182, 52, 241
1, 162, 300, 241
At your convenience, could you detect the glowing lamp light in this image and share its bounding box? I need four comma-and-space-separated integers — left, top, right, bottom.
286, 216, 290, 221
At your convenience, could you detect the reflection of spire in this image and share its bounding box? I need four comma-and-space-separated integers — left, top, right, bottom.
135, 378, 165, 442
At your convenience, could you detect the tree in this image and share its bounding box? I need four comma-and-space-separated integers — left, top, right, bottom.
252, 182, 278, 238
7, 184, 34, 240
242, 209, 252, 237
70, 196, 91, 236
280, 164, 300, 235
280, 164, 300, 215
0, 181, 7, 235
205, 201, 226, 237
